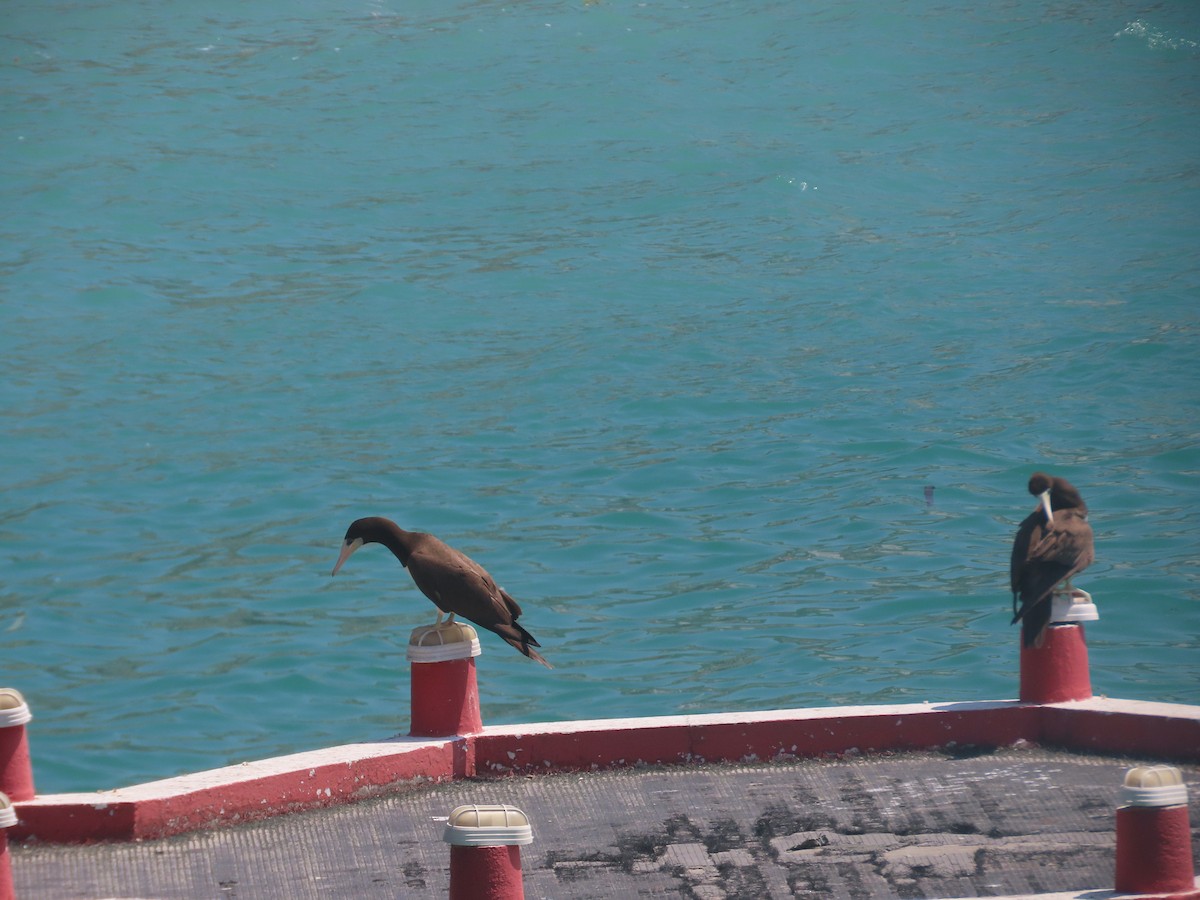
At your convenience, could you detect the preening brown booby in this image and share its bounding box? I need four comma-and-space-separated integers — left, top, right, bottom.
332, 516, 552, 668
1010, 473, 1095, 648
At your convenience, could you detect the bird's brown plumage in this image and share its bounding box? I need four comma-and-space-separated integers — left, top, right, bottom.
1010, 473, 1095, 648
332, 517, 552, 668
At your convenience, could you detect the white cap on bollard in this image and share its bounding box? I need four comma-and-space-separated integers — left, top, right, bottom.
0, 690, 31, 729
443, 804, 533, 847
1050, 588, 1099, 624
0, 792, 15, 829
407, 622, 482, 663
1119, 765, 1189, 808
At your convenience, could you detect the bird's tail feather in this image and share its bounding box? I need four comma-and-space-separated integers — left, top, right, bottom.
511, 639, 553, 669
493, 623, 553, 669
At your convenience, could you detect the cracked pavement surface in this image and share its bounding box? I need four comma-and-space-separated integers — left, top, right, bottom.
12, 746, 1200, 898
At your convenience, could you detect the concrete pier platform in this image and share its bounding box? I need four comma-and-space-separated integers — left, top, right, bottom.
11, 746, 1200, 899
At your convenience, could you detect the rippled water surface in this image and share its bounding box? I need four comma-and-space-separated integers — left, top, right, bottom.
3, 1, 1199, 792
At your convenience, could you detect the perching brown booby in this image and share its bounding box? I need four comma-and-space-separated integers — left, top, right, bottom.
1010, 473, 1095, 648
332, 516, 552, 668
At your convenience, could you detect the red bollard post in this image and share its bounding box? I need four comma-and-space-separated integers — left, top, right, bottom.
1, 791, 16, 900
1115, 765, 1197, 896
443, 804, 533, 900
1019, 590, 1097, 704
0, 690, 34, 802
408, 623, 484, 738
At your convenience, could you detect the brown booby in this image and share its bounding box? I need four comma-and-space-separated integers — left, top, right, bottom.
1009, 473, 1095, 648
332, 517, 552, 668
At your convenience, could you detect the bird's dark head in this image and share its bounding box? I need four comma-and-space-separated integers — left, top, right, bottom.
1026, 472, 1087, 524
332, 516, 404, 575
341, 516, 396, 545
1027, 472, 1057, 525
1027, 473, 1053, 497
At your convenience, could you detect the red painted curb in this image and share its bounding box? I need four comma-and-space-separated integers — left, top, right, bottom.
1043, 700, 1200, 760
9, 697, 1200, 844
12, 739, 460, 843
472, 702, 1042, 776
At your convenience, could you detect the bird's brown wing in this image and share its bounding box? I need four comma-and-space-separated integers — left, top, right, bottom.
1011, 509, 1094, 646
1026, 510, 1094, 585
404, 537, 551, 668
406, 543, 513, 625
1010, 510, 1041, 597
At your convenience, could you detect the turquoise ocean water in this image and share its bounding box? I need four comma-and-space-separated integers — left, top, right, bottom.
3, 1, 1198, 794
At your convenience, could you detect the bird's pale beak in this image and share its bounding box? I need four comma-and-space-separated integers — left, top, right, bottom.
331, 538, 362, 576
1038, 489, 1054, 525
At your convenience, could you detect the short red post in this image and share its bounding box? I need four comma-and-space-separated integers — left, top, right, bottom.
1018, 590, 1097, 704
408, 623, 484, 738
1115, 765, 1197, 896
0, 791, 16, 900
0, 690, 34, 802
443, 804, 532, 900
